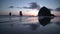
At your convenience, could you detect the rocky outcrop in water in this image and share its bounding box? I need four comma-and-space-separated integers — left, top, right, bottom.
38, 6, 54, 16
19, 11, 23, 16
9, 12, 12, 16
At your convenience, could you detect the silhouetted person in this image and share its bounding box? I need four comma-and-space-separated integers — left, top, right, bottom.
38, 17, 51, 26
38, 6, 54, 16
9, 12, 12, 16
19, 11, 23, 16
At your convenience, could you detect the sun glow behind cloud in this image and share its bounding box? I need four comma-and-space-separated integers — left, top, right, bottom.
22, 9, 39, 16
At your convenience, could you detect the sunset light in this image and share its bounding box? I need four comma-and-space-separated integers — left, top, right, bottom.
0, 0, 60, 34
22, 9, 38, 16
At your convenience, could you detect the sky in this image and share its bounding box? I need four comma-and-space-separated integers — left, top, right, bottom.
0, 0, 60, 16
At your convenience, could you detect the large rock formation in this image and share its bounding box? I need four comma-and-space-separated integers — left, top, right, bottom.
38, 17, 51, 26
38, 6, 54, 16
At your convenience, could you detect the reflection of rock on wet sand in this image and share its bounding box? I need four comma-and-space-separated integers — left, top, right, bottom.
38, 17, 52, 26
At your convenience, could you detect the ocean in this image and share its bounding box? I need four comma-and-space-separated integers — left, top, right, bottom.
0, 16, 60, 34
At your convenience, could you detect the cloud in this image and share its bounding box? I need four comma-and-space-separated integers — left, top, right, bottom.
8, 2, 40, 10
23, 2, 40, 10
29, 2, 40, 9
9, 6, 14, 8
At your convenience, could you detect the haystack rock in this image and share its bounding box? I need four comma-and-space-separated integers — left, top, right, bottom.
38, 6, 54, 16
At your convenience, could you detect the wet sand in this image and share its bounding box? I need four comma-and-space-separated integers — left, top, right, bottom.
0, 16, 60, 34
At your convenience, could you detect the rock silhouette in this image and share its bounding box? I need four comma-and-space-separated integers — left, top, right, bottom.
19, 11, 23, 16
9, 12, 12, 16
38, 6, 54, 16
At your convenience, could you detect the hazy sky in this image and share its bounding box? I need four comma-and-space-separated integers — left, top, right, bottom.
0, 0, 60, 16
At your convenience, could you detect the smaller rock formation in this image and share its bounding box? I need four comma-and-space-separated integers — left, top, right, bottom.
19, 11, 23, 16
9, 12, 12, 16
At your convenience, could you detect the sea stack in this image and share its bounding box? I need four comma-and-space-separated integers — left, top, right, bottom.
38, 6, 54, 16
19, 11, 23, 16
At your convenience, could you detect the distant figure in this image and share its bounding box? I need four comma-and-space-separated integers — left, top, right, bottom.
38, 6, 54, 16
9, 12, 12, 16
19, 11, 23, 16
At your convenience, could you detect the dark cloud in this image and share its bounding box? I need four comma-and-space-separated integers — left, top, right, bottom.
29, 2, 40, 9
8, 2, 40, 10
9, 6, 14, 8
23, 2, 40, 10
16, 7, 22, 9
